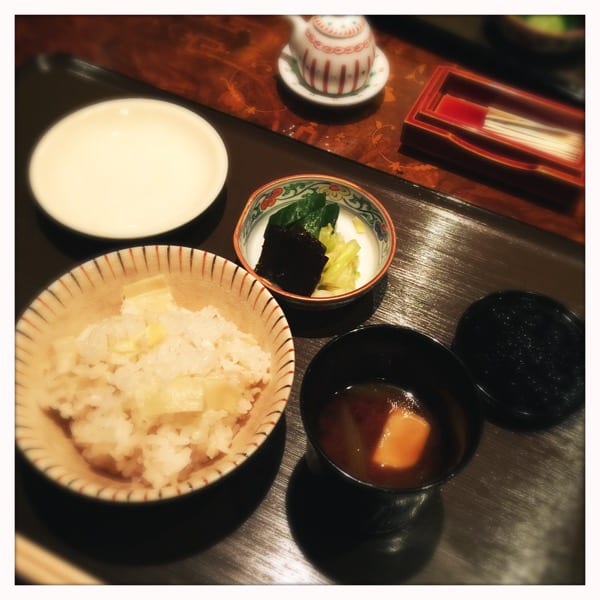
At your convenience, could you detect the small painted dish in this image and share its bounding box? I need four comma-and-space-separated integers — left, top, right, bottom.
233, 174, 396, 310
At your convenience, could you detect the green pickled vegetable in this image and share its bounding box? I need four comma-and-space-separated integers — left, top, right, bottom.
268, 192, 326, 229
297, 203, 340, 237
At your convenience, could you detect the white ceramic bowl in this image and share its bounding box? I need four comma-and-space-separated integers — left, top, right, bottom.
15, 246, 294, 503
233, 174, 396, 310
28, 98, 228, 239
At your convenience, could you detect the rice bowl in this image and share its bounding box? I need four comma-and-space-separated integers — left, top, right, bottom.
15, 246, 295, 503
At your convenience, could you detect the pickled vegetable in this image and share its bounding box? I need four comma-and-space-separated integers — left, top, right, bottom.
316, 224, 360, 294
268, 192, 326, 229
255, 223, 328, 295
297, 202, 340, 237
256, 194, 358, 297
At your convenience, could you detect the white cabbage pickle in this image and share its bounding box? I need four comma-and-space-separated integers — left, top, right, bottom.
314, 223, 361, 296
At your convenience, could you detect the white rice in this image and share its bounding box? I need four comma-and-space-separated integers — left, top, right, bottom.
43, 289, 271, 488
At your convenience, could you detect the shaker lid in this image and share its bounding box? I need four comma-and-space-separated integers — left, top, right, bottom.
313, 16, 366, 38
452, 290, 584, 430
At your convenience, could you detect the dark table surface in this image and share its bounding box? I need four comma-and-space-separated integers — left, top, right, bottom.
15, 52, 585, 585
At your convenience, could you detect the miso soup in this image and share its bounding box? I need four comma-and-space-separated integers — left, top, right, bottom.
316, 382, 445, 488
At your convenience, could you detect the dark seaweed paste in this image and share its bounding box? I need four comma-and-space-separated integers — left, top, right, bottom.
255, 223, 328, 296
255, 193, 340, 296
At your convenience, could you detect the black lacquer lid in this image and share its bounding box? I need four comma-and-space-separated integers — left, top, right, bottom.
452, 291, 585, 430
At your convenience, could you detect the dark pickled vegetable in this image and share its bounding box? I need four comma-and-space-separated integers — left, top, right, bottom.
257, 194, 343, 296
255, 223, 328, 295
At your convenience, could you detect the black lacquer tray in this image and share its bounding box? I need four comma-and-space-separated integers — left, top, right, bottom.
15, 54, 585, 584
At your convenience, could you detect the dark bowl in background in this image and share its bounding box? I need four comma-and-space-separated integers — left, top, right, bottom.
495, 15, 584, 56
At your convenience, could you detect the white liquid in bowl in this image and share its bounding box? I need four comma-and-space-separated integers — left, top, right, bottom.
29, 98, 228, 239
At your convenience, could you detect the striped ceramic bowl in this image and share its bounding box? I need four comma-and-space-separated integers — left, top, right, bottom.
15, 246, 294, 503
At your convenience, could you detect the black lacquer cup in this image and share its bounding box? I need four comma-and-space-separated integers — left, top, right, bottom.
299, 324, 483, 535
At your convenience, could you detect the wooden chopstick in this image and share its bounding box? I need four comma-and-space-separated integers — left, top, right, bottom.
484, 106, 584, 162
15, 533, 103, 585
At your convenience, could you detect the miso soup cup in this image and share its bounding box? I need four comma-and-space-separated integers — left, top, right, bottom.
299, 325, 483, 534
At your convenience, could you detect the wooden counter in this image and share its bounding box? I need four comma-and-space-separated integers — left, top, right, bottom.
15, 14, 584, 242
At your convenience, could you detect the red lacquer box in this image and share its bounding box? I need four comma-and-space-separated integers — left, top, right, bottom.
401, 65, 585, 206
